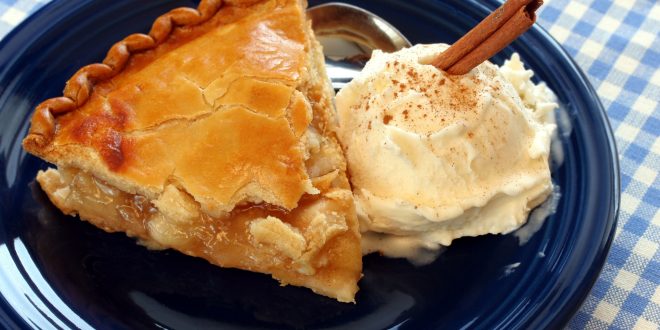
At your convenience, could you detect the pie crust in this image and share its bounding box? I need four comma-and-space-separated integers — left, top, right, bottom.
23, 0, 361, 302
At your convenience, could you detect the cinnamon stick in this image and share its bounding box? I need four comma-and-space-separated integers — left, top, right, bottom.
432, 0, 542, 75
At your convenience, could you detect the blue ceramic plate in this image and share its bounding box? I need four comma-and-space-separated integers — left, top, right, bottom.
0, 0, 619, 329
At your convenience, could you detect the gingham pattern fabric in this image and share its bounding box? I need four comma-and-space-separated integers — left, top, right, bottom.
0, 0, 658, 328
537, 1, 660, 329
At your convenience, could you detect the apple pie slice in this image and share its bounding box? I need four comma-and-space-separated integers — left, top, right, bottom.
23, 0, 361, 302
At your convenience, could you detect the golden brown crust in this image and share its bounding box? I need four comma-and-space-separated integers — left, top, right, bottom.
25, 0, 361, 302
25, 0, 316, 212
24, 0, 224, 149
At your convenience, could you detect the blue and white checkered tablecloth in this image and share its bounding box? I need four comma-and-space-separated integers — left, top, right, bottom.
0, 0, 658, 328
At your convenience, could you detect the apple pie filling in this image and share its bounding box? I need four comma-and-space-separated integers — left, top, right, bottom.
36, 127, 360, 301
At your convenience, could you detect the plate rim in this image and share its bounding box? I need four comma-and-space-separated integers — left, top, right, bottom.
0, 0, 621, 329
505, 2, 620, 328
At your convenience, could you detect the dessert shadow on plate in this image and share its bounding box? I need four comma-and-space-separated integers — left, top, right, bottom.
15, 176, 542, 329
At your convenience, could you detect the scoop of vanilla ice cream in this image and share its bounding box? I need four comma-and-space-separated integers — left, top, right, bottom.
335, 44, 557, 264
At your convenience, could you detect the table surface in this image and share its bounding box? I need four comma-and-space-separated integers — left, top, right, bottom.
0, 0, 658, 329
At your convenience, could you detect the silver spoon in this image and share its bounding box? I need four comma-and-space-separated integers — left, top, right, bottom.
307, 3, 412, 90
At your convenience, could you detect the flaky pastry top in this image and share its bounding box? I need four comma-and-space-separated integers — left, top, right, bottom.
23, 0, 318, 214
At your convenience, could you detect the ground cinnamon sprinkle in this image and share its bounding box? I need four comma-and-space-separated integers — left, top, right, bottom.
406, 68, 419, 80
442, 78, 478, 112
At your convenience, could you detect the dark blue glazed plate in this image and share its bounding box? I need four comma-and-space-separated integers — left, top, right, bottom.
0, 0, 619, 329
